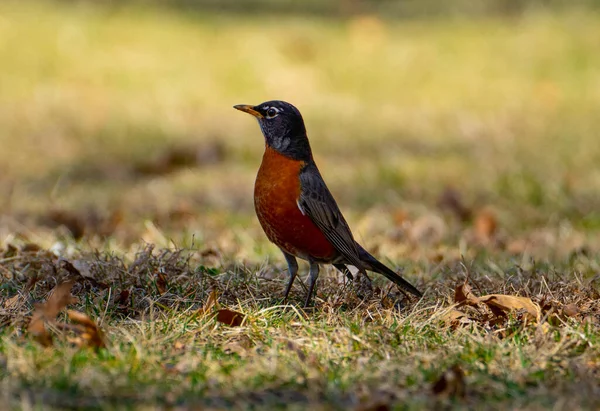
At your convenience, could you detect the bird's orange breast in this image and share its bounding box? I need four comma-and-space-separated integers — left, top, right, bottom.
254, 147, 336, 261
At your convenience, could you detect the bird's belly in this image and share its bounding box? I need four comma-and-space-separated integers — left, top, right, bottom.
254, 149, 336, 261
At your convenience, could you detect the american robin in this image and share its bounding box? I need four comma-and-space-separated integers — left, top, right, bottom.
234, 100, 422, 307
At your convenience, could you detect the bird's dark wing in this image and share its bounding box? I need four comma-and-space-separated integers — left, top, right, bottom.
297, 163, 365, 269
299, 163, 423, 299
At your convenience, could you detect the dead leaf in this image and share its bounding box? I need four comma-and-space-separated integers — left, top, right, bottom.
59, 259, 82, 277
156, 271, 168, 295
432, 364, 466, 398
21, 243, 42, 253
474, 208, 497, 242
441, 308, 472, 327
479, 294, 540, 321
562, 303, 579, 318
216, 309, 245, 327
44, 210, 86, 239
506, 238, 529, 254
438, 187, 472, 222
392, 209, 409, 226
27, 310, 53, 347
65, 310, 106, 349
454, 283, 478, 305
27, 280, 77, 346
24, 274, 40, 291
115, 289, 130, 307
197, 288, 219, 316
133, 142, 225, 176
454, 281, 540, 322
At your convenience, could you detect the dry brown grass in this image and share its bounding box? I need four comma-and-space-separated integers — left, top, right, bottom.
1, 2, 600, 409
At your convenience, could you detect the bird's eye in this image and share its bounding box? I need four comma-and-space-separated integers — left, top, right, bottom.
266, 107, 278, 118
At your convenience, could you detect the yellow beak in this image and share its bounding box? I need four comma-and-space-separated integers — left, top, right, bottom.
233, 104, 263, 118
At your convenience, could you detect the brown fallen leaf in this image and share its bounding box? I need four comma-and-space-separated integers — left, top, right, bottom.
59, 259, 82, 277
474, 208, 497, 242
27, 312, 53, 347
562, 303, 579, 318
478, 294, 540, 322
27, 280, 78, 346
133, 142, 225, 176
454, 281, 540, 322
441, 308, 472, 328
455, 283, 478, 305
505, 238, 529, 255
432, 364, 466, 398
44, 210, 86, 239
156, 271, 168, 295
65, 310, 106, 349
24, 274, 41, 292
114, 289, 130, 307
216, 309, 245, 327
21, 243, 42, 253
197, 288, 219, 316
392, 209, 410, 226
437, 187, 472, 222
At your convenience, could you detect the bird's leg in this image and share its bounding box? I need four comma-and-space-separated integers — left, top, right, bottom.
304, 261, 320, 308
334, 263, 354, 282
354, 268, 374, 300
281, 250, 299, 301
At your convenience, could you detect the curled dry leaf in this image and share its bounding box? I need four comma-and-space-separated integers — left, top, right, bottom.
65, 310, 106, 349
156, 270, 168, 295
474, 208, 497, 242
562, 303, 579, 318
454, 283, 478, 305
216, 309, 245, 327
454, 282, 540, 322
478, 294, 540, 322
441, 308, 472, 328
197, 288, 219, 316
432, 364, 466, 399
27, 279, 77, 347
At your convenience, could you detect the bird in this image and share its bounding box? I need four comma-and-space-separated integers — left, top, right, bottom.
234, 100, 422, 307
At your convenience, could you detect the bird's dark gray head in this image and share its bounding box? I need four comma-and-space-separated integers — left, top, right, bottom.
234, 100, 312, 161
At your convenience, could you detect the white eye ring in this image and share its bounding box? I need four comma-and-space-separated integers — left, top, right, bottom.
265, 107, 279, 118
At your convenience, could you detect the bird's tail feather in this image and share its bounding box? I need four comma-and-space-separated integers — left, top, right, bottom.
357, 246, 423, 298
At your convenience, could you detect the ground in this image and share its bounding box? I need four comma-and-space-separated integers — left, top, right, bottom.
1, 2, 600, 409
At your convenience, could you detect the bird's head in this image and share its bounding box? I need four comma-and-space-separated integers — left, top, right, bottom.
234, 100, 312, 161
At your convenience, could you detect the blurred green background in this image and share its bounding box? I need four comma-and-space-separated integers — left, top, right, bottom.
0, 0, 599, 257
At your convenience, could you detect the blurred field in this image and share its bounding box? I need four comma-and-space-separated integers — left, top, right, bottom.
1, 1, 600, 409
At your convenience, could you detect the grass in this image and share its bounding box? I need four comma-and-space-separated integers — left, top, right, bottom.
1, 1, 600, 409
